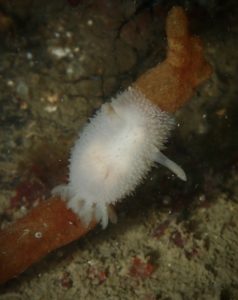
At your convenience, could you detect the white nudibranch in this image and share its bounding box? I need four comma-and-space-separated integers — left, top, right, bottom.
52, 87, 186, 228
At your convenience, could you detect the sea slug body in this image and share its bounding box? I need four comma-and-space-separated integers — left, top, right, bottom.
52, 87, 186, 228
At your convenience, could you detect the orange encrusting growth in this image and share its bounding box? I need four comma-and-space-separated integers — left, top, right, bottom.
0, 197, 97, 284
134, 6, 212, 112
0, 6, 212, 285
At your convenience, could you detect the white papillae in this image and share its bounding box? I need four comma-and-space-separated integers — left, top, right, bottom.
52, 87, 185, 228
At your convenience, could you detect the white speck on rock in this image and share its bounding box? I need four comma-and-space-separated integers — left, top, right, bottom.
66, 31, 72, 38
49, 46, 72, 59
35, 232, 43, 239
26, 52, 33, 60
7, 80, 14, 87
54, 32, 60, 38
44, 105, 58, 113
16, 81, 29, 99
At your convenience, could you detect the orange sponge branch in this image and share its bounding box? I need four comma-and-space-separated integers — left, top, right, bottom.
134, 6, 212, 112
0, 197, 97, 284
